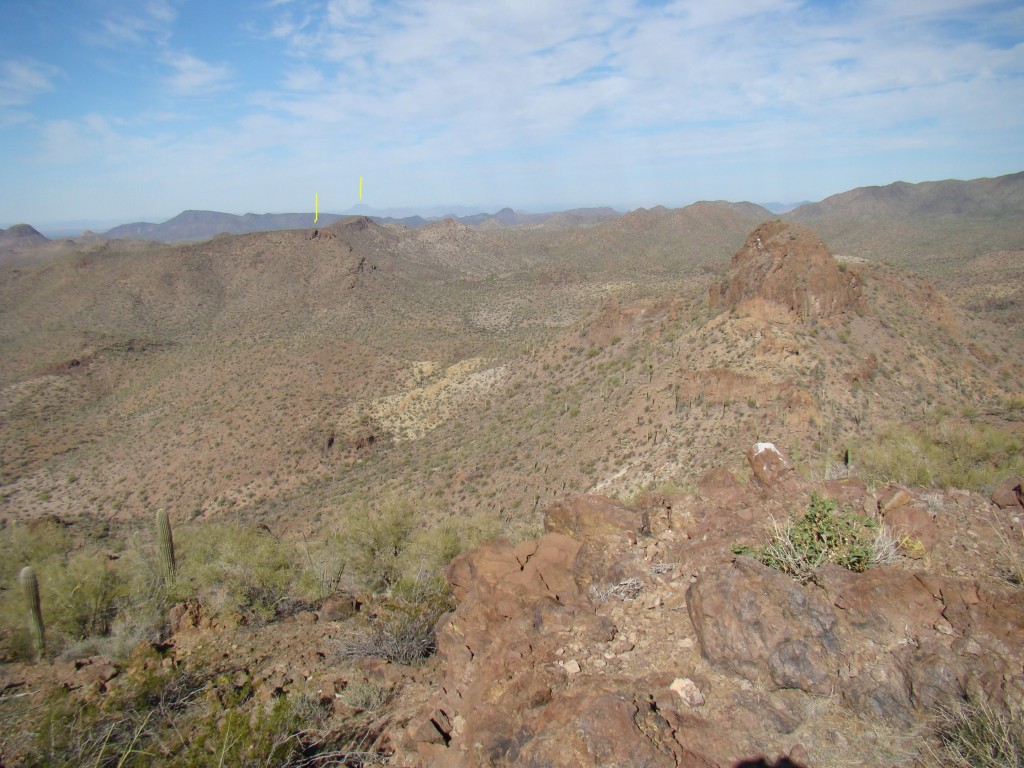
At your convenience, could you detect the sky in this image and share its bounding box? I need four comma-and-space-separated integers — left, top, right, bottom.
1, 0, 1023, 228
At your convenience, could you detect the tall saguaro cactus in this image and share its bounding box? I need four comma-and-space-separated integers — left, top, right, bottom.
19, 566, 45, 660
156, 508, 176, 585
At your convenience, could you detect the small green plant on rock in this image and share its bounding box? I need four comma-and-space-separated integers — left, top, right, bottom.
733, 494, 893, 583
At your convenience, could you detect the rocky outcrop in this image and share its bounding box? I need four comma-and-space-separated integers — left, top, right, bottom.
710, 221, 861, 322
396, 450, 1024, 767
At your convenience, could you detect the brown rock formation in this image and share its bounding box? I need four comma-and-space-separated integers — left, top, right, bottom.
395, 450, 1024, 767
710, 221, 861, 322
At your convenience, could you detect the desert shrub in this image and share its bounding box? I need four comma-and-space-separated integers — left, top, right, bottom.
296, 532, 347, 604
344, 497, 419, 593
857, 418, 1023, 492
23, 659, 207, 768
734, 494, 893, 583
341, 498, 497, 595
931, 697, 1024, 767
45, 549, 122, 640
181, 692, 331, 768
171, 523, 299, 623
338, 571, 453, 665
340, 679, 395, 711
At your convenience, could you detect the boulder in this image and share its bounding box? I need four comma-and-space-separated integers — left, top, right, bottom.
514, 689, 686, 768
687, 557, 839, 694
992, 477, 1024, 512
878, 486, 914, 513
698, 467, 746, 506
819, 565, 945, 645
544, 494, 648, 594
882, 505, 939, 554
544, 493, 648, 539
746, 443, 795, 489
401, 533, 618, 766
318, 594, 359, 622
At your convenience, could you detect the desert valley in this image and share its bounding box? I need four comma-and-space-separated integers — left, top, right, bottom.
1, 172, 1023, 767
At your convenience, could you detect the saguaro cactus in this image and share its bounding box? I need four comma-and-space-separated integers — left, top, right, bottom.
19, 566, 45, 660
156, 508, 176, 584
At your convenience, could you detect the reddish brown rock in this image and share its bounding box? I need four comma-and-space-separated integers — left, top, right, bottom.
746, 442, 795, 489
514, 689, 686, 768
710, 220, 861, 322
698, 467, 746, 506
992, 477, 1024, 512
544, 493, 647, 539
318, 593, 359, 622
878, 486, 914, 513
821, 477, 868, 509
687, 557, 839, 694
882, 505, 939, 554
819, 565, 945, 645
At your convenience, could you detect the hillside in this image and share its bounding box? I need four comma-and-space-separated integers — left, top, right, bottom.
786, 171, 1024, 271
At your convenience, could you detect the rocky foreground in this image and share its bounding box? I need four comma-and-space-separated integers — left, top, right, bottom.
3, 444, 1022, 767
394, 444, 1024, 767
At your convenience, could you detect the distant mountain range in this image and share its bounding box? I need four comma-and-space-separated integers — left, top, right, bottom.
102, 206, 623, 243
6, 171, 1021, 247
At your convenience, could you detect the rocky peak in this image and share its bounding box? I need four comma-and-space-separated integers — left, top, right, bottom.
0, 223, 47, 242
710, 220, 860, 322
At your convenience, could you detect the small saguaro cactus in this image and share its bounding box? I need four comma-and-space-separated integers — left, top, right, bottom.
19, 566, 45, 660
156, 508, 176, 584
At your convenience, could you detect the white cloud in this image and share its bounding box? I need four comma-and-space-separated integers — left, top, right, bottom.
87, 0, 178, 48
0, 58, 60, 108
326, 0, 374, 27
164, 53, 231, 94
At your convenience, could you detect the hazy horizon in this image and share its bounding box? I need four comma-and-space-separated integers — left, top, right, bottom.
3, 1, 1023, 225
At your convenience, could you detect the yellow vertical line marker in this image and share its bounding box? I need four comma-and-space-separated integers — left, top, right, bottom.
314, 193, 318, 223
359, 176, 363, 200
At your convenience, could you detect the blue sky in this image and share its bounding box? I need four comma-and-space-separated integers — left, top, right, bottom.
2, 0, 1023, 228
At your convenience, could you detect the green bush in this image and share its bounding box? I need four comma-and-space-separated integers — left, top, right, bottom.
171, 523, 299, 624
341, 498, 497, 595
20, 655, 335, 768
338, 571, 453, 665
734, 494, 895, 583
344, 497, 418, 593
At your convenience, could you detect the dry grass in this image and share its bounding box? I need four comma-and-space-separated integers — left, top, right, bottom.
929, 697, 1024, 767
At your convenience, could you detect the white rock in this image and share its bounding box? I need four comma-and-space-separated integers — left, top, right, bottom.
670, 677, 705, 707
562, 659, 582, 675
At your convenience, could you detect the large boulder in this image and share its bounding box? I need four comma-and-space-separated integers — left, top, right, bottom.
746, 442, 796, 490
400, 533, 620, 766
687, 557, 840, 694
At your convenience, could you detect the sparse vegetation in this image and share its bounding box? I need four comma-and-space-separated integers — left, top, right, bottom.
930, 697, 1024, 767
857, 417, 1023, 493
18, 648, 365, 768
734, 494, 898, 583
